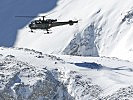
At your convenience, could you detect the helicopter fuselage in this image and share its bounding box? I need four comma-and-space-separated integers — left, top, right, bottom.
29, 20, 78, 31
15, 15, 78, 33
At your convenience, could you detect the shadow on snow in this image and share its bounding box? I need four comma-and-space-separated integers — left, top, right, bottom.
0, 0, 58, 47
74, 62, 133, 72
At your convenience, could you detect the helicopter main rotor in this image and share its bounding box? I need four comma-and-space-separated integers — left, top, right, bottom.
15, 16, 47, 21
15, 11, 56, 21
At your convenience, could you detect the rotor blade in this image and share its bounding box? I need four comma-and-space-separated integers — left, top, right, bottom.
15, 16, 46, 19
37, 15, 48, 17
15, 16, 36, 18
15, 11, 56, 18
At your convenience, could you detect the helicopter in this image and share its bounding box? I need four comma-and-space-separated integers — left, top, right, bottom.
16, 15, 78, 33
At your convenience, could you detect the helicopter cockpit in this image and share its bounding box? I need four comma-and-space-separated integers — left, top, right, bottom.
29, 20, 42, 28
33, 20, 42, 24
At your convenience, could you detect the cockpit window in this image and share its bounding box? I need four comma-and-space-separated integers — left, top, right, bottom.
31, 20, 42, 24
37, 20, 42, 24
31, 21, 35, 24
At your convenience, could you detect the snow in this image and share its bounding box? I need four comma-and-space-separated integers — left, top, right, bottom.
0, 47, 133, 99
0, 0, 133, 99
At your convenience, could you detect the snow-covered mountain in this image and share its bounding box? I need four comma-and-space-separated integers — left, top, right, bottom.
1, 0, 133, 99
0, 47, 133, 100
13, 0, 133, 61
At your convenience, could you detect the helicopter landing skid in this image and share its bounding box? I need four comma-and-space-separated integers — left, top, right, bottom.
46, 29, 52, 34
44, 31, 52, 34
29, 29, 34, 32
29, 29, 52, 34
44, 32, 52, 34
29, 30, 35, 33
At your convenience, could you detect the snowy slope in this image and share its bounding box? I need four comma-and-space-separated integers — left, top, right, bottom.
13, 0, 133, 61
1, 0, 133, 99
0, 47, 133, 99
